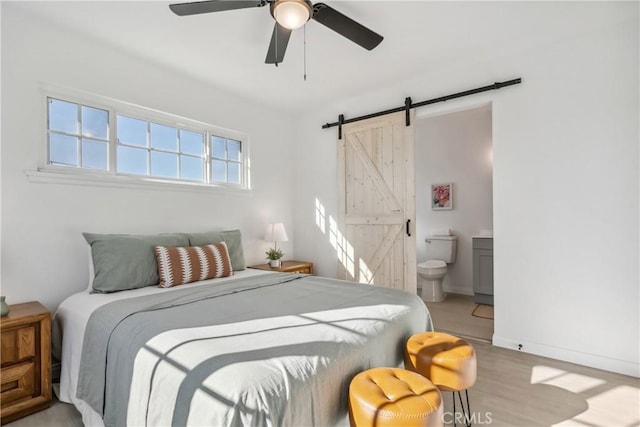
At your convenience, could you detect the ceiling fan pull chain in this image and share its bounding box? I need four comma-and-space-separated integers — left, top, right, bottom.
303, 23, 307, 81
275, 24, 279, 67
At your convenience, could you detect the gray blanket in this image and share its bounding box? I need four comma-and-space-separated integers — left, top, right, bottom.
77, 273, 431, 427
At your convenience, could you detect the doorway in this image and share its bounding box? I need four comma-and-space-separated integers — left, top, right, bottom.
414, 104, 494, 341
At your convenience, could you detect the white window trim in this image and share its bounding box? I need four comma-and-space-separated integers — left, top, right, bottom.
30, 83, 251, 192
24, 168, 253, 195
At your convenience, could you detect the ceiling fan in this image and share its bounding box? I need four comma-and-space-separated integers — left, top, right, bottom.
169, 0, 383, 65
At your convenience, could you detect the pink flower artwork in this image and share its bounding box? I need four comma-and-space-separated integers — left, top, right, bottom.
431, 183, 453, 210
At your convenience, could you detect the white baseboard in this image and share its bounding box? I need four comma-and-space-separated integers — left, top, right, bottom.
493, 335, 640, 378
418, 285, 473, 296
443, 286, 473, 296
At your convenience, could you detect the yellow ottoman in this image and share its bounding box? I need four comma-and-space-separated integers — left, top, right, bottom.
348, 367, 443, 427
405, 332, 477, 427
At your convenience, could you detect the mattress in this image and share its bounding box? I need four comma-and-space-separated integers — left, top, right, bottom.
53, 270, 431, 426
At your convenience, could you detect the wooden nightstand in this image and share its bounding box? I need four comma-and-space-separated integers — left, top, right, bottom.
248, 260, 313, 275
0, 302, 51, 425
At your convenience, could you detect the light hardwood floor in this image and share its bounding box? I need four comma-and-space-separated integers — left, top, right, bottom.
425, 292, 494, 342
6, 342, 638, 426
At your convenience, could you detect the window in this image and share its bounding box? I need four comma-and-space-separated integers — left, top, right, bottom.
47, 98, 109, 170
211, 136, 243, 184
45, 95, 248, 189
116, 115, 206, 182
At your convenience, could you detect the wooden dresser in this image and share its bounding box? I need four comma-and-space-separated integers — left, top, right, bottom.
0, 302, 51, 424
248, 260, 314, 275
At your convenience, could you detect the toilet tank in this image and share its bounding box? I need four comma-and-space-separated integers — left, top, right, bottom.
425, 236, 458, 263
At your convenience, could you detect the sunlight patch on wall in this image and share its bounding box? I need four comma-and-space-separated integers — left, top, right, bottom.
315, 198, 326, 234
359, 258, 373, 284
329, 215, 355, 277
316, 197, 370, 282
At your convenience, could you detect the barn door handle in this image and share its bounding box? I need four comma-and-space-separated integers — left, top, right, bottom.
406, 219, 411, 237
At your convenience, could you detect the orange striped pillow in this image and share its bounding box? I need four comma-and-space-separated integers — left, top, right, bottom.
154, 242, 233, 288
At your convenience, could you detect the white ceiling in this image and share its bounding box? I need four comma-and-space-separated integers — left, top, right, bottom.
6, 1, 635, 113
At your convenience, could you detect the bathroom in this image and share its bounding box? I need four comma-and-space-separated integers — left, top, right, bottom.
414, 103, 494, 339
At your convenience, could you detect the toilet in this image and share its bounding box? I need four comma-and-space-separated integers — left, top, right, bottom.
418, 235, 458, 302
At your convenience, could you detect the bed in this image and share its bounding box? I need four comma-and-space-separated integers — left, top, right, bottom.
53, 232, 432, 427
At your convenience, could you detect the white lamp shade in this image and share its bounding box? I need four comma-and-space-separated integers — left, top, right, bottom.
273, 0, 310, 30
265, 223, 288, 242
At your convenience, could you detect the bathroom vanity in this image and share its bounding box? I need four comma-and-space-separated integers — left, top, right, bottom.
472, 237, 494, 305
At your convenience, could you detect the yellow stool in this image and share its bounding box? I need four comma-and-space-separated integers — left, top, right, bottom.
348, 367, 443, 427
405, 332, 477, 427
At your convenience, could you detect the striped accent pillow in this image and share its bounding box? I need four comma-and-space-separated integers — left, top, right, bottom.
154, 242, 233, 288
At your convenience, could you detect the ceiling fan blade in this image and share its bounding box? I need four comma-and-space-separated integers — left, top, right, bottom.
312, 2, 383, 51
265, 23, 292, 64
169, 0, 264, 16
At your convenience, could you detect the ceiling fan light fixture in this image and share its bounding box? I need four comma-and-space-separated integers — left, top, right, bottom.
171, 0, 384, 65
272, 0, 312, 30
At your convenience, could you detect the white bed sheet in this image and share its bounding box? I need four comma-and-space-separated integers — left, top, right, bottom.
54, 269, 270, 427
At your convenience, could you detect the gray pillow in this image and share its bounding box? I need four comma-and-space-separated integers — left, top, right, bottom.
188, 229, 245, 271
84, 232, 189, 293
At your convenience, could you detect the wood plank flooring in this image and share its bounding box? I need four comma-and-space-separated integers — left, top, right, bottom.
425, 292, 494, 342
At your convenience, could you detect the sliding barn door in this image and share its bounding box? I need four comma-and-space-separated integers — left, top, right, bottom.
337, 111, 416, 294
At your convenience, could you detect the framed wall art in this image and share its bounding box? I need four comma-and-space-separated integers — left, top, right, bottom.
431, 183, 453, 210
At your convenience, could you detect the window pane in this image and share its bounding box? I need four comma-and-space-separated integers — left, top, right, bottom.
117, 116, 147, 147
212, 159, 227, 182
228, 162, 241, 184
49, 99, 78, 134
181, 156, 203, 181
49, 134, 78, 166
211, 136, 226, 159
82, 138, 108, 170
228, 140, 241, 162
151, 123, 178, 152
151, 151, 178, 178
181, 130, 204, 156
82, 106, 108, 139
117, 146, 148, 175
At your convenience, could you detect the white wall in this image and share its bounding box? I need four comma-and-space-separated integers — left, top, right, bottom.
0, 5, 296, 311
293, 15, 639, 376
415, 105, 493, 295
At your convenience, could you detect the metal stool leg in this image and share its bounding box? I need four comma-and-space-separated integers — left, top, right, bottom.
454, 390, 472, 427
465, 390, 472, 426
452, 391, 457, 427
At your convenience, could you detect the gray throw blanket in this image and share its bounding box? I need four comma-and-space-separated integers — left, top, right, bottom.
77, 273, 430, 427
